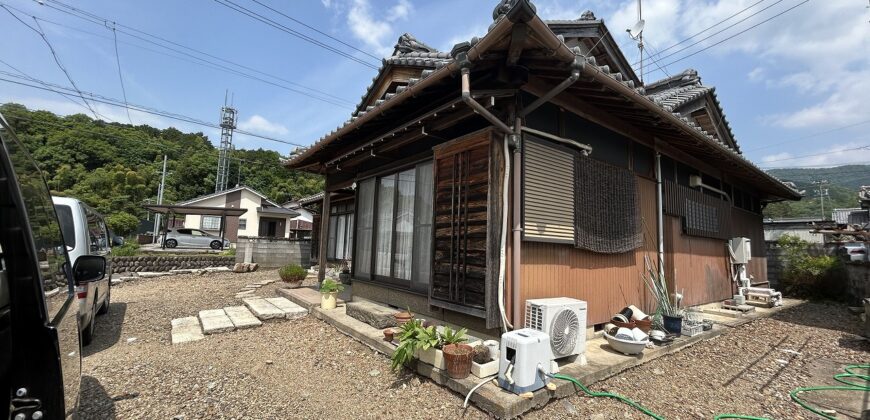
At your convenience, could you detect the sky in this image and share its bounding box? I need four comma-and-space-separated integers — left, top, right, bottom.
1, 0, 868, 169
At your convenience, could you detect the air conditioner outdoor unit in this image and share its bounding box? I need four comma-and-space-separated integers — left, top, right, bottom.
729, 237, 752, 264
525, 297, 587, 360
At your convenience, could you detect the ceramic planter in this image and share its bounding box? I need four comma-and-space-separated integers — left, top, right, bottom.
415, 347, 446, 370
471, 359, 498, 378
282, 279, 303, 289
443, 344, 474, 379
394, 311, 413, 326
321, 291, 338, 310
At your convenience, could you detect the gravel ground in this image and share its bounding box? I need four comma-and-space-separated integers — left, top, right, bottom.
80, 269, 487, 419
80, 271, 868, 419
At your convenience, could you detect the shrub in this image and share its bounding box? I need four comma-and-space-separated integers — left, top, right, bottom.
220, 247, 236, 256
319, 278, 344, 293
778, 234, 845, 299
106, 212, 139, 237
111, 242, 140, 257
278, 264, 307, 282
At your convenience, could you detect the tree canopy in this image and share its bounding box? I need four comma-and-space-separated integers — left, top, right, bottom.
2, 103, 323, 225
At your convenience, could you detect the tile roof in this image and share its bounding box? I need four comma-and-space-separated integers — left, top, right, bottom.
177, 185, 279, 207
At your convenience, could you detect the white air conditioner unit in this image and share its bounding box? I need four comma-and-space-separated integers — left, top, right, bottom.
729, 237, 751, 264
525, 297, 587, 359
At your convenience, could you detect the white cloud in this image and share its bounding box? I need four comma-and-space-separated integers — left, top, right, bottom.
237, 114, 289, 135
761, 142, 870, 168
346, 0, 412, 57
747, 66, 764, 82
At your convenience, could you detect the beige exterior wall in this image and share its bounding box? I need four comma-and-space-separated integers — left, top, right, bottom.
182, 188, 291, 241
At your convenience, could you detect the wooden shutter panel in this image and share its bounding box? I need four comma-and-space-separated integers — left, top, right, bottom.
431, 131, 491, 311
523, 135, 575, 243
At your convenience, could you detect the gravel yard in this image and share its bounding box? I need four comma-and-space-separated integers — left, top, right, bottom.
80, 270, 868, 419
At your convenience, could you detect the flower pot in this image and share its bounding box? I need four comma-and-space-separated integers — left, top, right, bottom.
442, 344, 473, 379
635, 318, 652, 333
383, 328, 394, 342
611, 320, 636, 329
416, 347, 446, 370
321, 291, 338, 310
339, 272, 352, 285
663, 314, 683, 335
394, 311, 413, 327
471, 359, 498, 378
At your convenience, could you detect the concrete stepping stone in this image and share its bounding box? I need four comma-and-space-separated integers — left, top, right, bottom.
244, 284, 263, 289
235, 290, 256, 298
242, 297, 285, 320
224, 306, 263, 329
171, 316, 204, 344
198, 309, 236, 334
265, 297, 308, 319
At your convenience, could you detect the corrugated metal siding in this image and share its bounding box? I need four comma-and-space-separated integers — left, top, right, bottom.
523, 135, 575, 242
519, 177, 657, 326
665, 216, 731, 307
732, 208, 768, 285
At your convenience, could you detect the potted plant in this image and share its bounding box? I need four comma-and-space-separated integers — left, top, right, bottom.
394, 306, 413, 326
278, 264, 307, 288
391, 319, 424, 372
415, 325, 446, 369
319, 279, 344, 310
641, 255, 684, 335
338, 260, 352, 285
440, 326, 473, 379
470, 344, 498, 378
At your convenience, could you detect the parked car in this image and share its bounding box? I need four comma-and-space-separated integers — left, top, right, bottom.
160, 228, 230, 250
51, 196, 113, 345
1, 113, 105, 418
837, 242, 868, 262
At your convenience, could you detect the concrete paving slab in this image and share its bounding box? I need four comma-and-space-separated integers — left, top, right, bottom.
170, 316, 204, 344
198, 309, 236, 334
265, 297, 308, 319
235, 290, 256, 298
224, 306, 263, 329
255, 280, 275, 285
244, 284, 263, 289
242, 297, 285, 320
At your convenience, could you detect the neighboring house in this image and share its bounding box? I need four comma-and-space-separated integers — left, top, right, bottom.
285, 1, 800, 332
282, 197, 316, 239
764, 217, 826, 243
832, 208, 869, 226
178, 185, 298, 242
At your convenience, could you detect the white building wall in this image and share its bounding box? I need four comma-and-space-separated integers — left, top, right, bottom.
238, 190, 262, 237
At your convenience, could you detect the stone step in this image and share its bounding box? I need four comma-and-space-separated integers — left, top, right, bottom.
242, 297, 286, 320
170, 316, 204, 344
224, 306, 263, 329
265, 297, 308, 319
275, 287, 345, 311
198, 309, 236, 334
346, 299, 397, 329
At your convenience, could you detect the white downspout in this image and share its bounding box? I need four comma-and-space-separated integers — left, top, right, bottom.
498, 136, 513, 331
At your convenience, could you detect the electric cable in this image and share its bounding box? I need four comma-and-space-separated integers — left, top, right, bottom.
109, 23, 133, 124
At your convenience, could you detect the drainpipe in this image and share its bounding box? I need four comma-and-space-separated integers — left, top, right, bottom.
518, 56, 583, 119
655, 152, 665, 280
460, 67, 513, 136
510, 117, 523, 328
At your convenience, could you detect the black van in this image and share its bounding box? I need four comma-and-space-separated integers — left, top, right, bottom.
0, 113, 106, 418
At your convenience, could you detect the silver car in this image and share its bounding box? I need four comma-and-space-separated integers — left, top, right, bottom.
161, 228, 230, 250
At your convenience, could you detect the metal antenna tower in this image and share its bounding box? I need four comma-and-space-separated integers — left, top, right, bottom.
215, 91, 238, 192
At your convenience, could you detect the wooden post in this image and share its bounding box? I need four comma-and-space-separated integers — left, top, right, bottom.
317, 192, 331, 283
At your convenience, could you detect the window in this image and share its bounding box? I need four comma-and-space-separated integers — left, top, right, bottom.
523, 134, 575, 242
239, 218, 247, 230
201, 215, 221, 230
354, 161, 433, 290
327, 200, 354, 260
54, 204, 76, 250
86, 208, 108, 253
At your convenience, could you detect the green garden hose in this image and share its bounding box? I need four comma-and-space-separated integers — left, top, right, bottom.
551, 373, 664, 420
788, 364, 870, 420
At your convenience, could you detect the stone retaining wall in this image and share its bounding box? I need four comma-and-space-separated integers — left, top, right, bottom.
235, 236, 311, 268
110, 255, 235, 274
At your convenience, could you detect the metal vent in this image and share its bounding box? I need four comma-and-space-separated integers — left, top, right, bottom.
525, 303, 543, 331
550, 309, 580, 357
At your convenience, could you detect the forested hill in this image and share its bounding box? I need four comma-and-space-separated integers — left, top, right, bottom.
763, 165, 870, 219
1, 103, 323, 232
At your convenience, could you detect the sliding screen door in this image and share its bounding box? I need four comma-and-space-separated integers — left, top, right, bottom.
354, 179, 375, 278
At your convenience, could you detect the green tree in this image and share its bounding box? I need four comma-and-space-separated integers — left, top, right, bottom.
106, 212, 140, 236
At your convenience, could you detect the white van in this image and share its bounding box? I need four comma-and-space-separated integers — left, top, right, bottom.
51, 196, 112, 345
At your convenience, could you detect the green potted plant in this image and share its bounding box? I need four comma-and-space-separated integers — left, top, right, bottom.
319, 279, 344, 310
415, 325, 446, 370
278, 264, 307, 288
338, 260, 352, 285
641, 255, 684, 335
440, 326, 473, 379
391, 319, 423, 372
470, 344, 498, 378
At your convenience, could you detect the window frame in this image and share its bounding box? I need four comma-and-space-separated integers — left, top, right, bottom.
201, 215, 222, 230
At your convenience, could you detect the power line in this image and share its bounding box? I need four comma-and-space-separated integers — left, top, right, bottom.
642, 0, 808, 77
0, 57, 108, 120
213, 0, 380, 70
109, 23, 133, 124
629, 0, 767, 67
745, 119, 870, 152
1, 4, 100, 119
0, 72, 307, 147
249, 0, 380, 61
759, 144, 870, 164
31, 1, 354, 108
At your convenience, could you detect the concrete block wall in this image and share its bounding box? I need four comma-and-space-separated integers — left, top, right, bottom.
110, 255, 235, 274
765, 241, 828, 289
235, 236, 311, 268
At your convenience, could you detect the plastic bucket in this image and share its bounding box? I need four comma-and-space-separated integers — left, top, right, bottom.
663, 314, 683, 335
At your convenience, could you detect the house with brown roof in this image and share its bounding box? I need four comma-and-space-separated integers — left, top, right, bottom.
285, 0, 800, 334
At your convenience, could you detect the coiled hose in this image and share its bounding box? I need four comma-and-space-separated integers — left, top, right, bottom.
550, 364, 869, 420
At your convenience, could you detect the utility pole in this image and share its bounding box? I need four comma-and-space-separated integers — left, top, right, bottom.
215, 91, 238, 193
153, 155, 168, 244
812, 180, 829, 220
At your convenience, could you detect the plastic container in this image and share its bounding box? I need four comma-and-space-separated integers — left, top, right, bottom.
604, 332, 648, 355
681, 323, 703, 337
